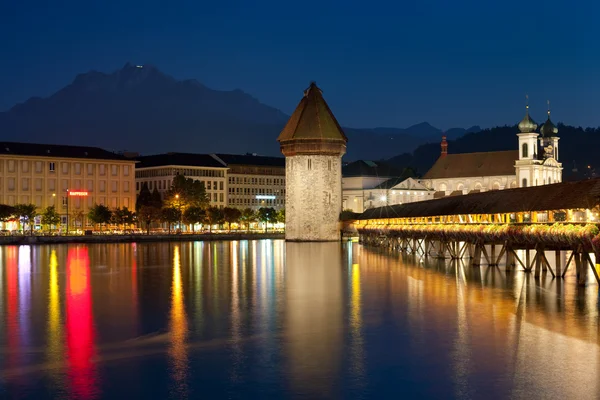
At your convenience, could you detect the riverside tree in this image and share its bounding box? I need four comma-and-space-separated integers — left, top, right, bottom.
257, 207, 277, 233
205, 206, 224, 232
88, 204, 112, 230
41, 206, 61, 232
183, 206, 206, 233
14, 203, 38, 235
239, 208, 257, 233
136, 183, 163, 233
164, 174, 209, 212
223, 207, 242, 232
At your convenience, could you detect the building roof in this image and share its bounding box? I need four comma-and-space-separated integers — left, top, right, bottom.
374, 177, 431, 191
136, 153, 225, 169
357, 178, 600, 220
343, 160, 404, 178
423, 150, 518, 179
212, 153, 285, 167
0, 141, 129, 161
277, 82, 348, 143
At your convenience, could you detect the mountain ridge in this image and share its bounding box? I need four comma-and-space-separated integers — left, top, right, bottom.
1, 63, 476, 159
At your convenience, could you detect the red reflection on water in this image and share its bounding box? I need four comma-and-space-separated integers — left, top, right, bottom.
6, 247, 19, 370
66, 247, 98, 399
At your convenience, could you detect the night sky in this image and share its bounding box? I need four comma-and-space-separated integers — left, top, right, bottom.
1, 0, 599, 129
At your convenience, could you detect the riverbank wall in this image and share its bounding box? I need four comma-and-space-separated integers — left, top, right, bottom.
0, 232, 285, 245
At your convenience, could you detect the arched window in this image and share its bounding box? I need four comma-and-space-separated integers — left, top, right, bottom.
492, 182, 500, 191
456, 183, 464, 192
438, 183, 447, 192
510, 181, 517, 188
522, 178, 527, 187
522, 143, 528, 158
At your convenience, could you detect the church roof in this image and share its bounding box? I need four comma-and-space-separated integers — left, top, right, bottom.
423, 150, 518, 179
277, 82, 348, 143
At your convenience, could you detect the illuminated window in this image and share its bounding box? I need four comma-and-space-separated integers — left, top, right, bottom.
522, 143, 528, 158
522, 178, 527, 187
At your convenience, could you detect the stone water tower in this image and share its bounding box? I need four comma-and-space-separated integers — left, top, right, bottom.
277, 82, 348, 241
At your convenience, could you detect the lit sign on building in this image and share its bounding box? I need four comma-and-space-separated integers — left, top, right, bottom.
256, 195, 276, 200
68, 191, 89, 197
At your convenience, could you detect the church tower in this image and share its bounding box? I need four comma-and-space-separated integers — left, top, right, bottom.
538, 101, 562, 184
515, 99, 539, 187
277, 83, 348, 241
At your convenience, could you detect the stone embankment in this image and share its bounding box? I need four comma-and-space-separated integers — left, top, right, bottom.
0, 232, 284, 245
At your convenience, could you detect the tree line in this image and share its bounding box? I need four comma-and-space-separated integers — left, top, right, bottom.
0, 174, 284, 234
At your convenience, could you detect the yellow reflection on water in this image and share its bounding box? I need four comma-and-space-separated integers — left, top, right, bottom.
350, 264, 361, 332
169, 246, 188, 395
47, 250, 63, 360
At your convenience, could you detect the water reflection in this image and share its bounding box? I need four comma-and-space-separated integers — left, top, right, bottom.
169, 245, 188, 397
47, 250, 64, 391
65, 247, 98, 399
0, 241, 598, 399
285, 242, 343, 398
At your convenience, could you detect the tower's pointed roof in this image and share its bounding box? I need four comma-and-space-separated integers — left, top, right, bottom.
278, 82, 348, 143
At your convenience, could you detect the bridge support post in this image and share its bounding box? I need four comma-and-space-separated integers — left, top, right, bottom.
576, 252, 587, 286
534, 245, 542, 278
505, 244, 515, 271
472, 243, 482, 267
525, 248, 531, 273
490, 244, 496, 266
555, 250, 562, 277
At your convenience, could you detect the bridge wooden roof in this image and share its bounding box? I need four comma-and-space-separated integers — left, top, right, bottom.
357, 178, 600, 220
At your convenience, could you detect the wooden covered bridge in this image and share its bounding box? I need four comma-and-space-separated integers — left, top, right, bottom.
349, 178, 600, 285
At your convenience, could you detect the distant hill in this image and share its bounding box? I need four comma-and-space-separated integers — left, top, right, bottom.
387, 124, 600, 181
0, 63, 471, 160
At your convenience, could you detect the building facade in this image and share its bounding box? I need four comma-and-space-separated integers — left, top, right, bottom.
213, 154, 285, 210
278, 82, 347, 241
135, 153, 229, 207
342, 160, 433, 213
422, 104, 562, 195
135, 153, 286, 210
0, 142, 136, 229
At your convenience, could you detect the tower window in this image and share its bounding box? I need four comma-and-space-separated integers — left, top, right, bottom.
522, 143, 528, 158
307, 159, 312, 170
328, 160, 332, 171
522, 178, 527, 188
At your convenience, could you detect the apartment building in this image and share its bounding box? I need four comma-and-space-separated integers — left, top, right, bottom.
134, 152, 285, 210
135, 153, 229, 207
212, 153, 285, 210
0, 141, 136, 227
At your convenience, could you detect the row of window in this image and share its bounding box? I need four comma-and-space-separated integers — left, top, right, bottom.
228, 176, 285, 185
135, 168, 225, 178
1, 178, 130, 193
0, 160, 130, 176
228, 187, 285, 195
136, 179, 224, 192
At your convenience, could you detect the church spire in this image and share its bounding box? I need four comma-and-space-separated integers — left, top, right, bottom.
518, 94, 537, 133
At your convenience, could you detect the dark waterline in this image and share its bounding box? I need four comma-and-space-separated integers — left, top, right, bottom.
0, 241, 598, 399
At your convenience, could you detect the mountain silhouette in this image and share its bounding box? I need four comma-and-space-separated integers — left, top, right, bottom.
0, 63, 471, 160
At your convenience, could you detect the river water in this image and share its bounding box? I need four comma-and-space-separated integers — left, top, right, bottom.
0, 241, 598, 399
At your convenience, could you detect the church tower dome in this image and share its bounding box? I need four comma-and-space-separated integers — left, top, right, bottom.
540, 111, 559, 137
518, 104, 537, 133
278, 82, 348, 241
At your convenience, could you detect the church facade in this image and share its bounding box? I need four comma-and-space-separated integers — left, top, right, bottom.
422, 105, 562, 196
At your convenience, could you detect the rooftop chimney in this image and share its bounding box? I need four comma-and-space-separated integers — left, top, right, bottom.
440, 135, 448, 158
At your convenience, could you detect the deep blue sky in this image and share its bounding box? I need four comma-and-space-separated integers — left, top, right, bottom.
1, 0, 599, 129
